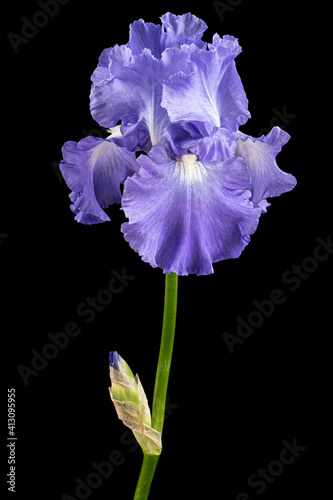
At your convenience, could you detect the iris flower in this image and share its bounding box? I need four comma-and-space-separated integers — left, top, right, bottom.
60, 12, 296, 276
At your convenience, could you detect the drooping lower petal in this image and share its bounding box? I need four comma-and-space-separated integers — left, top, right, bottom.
121, 144, 260, 275
60, 134, 139, 224
235, 126, 297, 208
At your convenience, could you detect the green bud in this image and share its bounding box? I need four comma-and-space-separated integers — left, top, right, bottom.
109, 352, 162, 456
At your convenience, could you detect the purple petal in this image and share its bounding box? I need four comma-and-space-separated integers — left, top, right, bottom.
162, 34, 250, 132
175, 126, 237, 162
128, 19, 164, 59
109, 351, 120, 370
91, 44, 132, 87
126, 13, 208, 61
90, 45, 134, 129
235, 126, 297, 207
90, 46, 193, 151
60, 134, 139, 224
121, 144, 260, 275
160, 12, 208, 50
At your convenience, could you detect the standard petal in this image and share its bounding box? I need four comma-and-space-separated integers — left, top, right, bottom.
127, 19, 165, 59
91, 44, 132, 87
235, 126, 297, 207
60, 135, 139, 224
175, 126, 237, 162
160, 12, 208, 50
91, 47, 193, 151
90, 45, 134, 128
121, 144, 260, 275
127, 13, 208, 60
162, 34, 250, 132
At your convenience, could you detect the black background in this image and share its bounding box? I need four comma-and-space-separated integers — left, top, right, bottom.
2, 1, 331, 499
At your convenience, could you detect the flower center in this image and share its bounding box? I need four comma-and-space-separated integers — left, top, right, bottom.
179, 154, 203, 183
107, 125, 122, 139
181, 153, 199, 167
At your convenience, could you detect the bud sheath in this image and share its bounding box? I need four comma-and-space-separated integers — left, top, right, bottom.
109, 352, 162, 456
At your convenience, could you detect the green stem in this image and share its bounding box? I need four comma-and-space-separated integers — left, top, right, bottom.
133, 455, 159, 500
133, 272, 178, 499
152, 271, 178, 433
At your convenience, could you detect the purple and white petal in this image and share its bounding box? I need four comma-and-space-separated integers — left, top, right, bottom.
91, 47, 193, 151
162, 34, 250, 132
90, 45, 135, 129
176, 126, 237, 162
121, 144, 260, 275
60, 134, 139, 224
235, 126, 297, 208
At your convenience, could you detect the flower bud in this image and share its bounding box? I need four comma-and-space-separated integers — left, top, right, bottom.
109, 351, 162, 456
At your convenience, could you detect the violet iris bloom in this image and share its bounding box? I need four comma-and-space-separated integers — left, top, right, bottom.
60, 12, 296, 275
